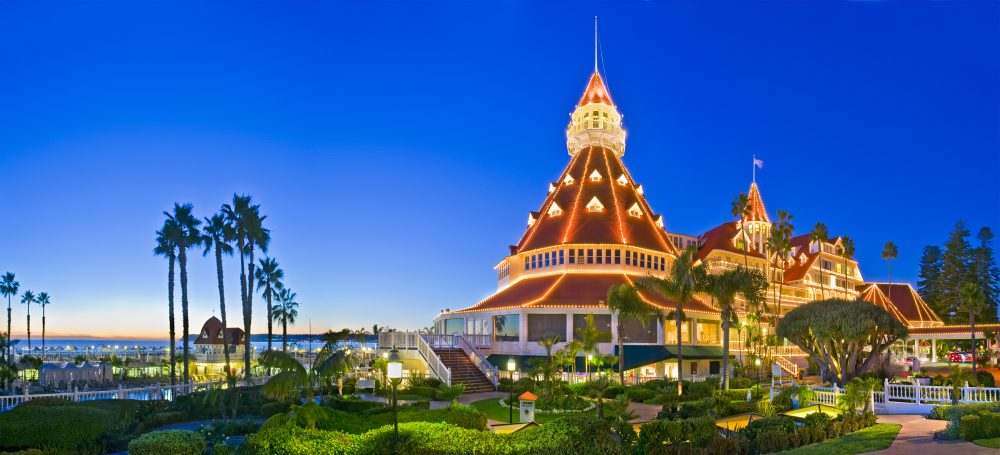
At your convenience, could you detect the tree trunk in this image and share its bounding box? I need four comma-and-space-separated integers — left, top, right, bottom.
676, 306, 684, 397
887, 261, 892, 303
282, 316, 288, 352
41, 307, 45, 353
245, 246, 256, 382
6, 297, 11, 364
237, 236, 249, 383
179, 239, 190, 384
971, 310, 977, 375
214, 247, 232, 385
168, 252, 176, 385
266, 286, 273, 353
722, 311, 730, 390
618, 319, 625, 385
25, 307, 30, 349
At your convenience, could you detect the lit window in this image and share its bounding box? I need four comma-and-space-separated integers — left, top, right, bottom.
548, 182, 556, 193
527, 212, 536, 226
655, 215, 664, 228
614, 249, 621, 264
636, 185, 644, 195
589, 170, 602, 182
569, 249, 576, 264
628, 202, 642, 217
587, 196, 604, 212
563, 174, 575, 185
617, 174, 628, 185
548, 203, 563, 217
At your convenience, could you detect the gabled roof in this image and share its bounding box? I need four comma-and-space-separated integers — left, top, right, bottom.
194, 316, 245, 345
513, 145, 678, 255
856, 283, 910, 324
451, 273, 716, 315
697, 222, 767, 261
578, 71, 614, 107
744, 182, 770, 223
870, 283, 943, 327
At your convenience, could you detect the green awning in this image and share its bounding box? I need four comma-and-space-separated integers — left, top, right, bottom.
614, 345, 730, 370
488, 345, 730, 373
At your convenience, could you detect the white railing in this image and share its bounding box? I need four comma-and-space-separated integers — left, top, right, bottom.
773, 356, 799, 377
0, 376, 269, 413
454, 334, 499, 389
462, 334, 493, 350
378, 332, 452, 386
805, 379, 1000, 412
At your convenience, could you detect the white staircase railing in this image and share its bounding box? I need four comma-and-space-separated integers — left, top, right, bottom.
773, 355, 799, 377
453, 334, 499, 389
378, 332, 452, 386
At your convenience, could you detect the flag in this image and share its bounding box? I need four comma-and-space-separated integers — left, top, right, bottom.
753, 158, 764, 169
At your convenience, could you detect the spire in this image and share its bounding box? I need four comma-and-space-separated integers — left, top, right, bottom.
594, 16, 599, 73
745, 182, 770, 223
577, 72, 615, 107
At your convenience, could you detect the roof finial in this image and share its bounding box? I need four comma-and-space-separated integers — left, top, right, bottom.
594, 16, 599, 73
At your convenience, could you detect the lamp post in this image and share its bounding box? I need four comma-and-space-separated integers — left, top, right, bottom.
755, 357, 761, 389
507, 358, 516, 423
587, 354, 593, 381
387, 347, 402, 448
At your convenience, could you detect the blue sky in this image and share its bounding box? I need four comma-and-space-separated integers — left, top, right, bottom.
0, 1, 997, 338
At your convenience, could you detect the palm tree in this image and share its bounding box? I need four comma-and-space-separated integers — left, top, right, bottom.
810, 222, 829, 299
575, 314, 609, 380
704, 267, 767, 389
768, 210, 794, 320
639, 246, 707, 396
731, 192, 752, 266
945, 364, 976, 405
36, 293, 50, 353
882, 241, 898, 302
154, 224, 179, 385
258, 334, 352, 402
255, 257, 284, 354
839, 235, 856, 298
536, 333, 561, 399
224, 195, 269, 382
202, 213, 235, 380
163, 203, 202, 384
607, 283, 662, 385
20, 291, 35, 350
1, 272, 19, 361
961, 282, 987, 374
272, 287, 299, 352
371, 324, 382, 351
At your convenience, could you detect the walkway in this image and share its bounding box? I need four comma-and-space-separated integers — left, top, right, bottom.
864, 414, 997, 455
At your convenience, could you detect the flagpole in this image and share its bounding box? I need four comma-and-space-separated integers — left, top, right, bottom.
752, 154, 756, 183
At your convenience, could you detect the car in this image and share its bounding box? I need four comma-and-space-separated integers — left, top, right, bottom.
904, 356, 919, 366
948, 352, 974, 363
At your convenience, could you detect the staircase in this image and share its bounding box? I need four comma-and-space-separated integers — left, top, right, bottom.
433, 348, 495, 393
773, 355, 799, 377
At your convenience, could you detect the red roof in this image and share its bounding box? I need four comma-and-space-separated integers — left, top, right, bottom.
194, 316, 244, 345
578, 71, 614, 107
453, 273, 716, 315
697, 222, 767, 261
856, 283, 910, 324
745, 182, 770, 223
518, 391, 538, 401
871, 283, 943, 327
513, 145, 678, 255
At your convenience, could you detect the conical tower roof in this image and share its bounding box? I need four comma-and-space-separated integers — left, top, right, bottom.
745, 182, 770, 223
578, 71, 614, 107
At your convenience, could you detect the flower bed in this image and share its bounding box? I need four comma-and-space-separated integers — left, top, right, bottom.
496, 397, 595, 414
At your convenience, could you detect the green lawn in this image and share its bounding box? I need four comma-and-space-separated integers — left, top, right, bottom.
469, 398, 606, 424
974, 437, 1000, 449
775, 424, 901, 455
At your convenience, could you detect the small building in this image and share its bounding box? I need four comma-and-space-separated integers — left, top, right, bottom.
39, 361, 112, 387
193, 316, 245, 379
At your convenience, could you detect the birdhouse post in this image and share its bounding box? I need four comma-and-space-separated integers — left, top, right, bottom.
518, 391, 537, 423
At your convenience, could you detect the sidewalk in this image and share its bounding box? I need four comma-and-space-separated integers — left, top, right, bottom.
863, 414, 997, 455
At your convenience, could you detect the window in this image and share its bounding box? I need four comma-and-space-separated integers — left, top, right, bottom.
625, 250, 632, 266
587, 249, 594, 264
563, 174, 575, 185
589, 170, 603, 182
544, 252, 550, 267
569, 249, 576, 264
494, 315, 520, 342
548, 203, 563, 217
596, 249, 603, 264
587, 197, 604, 212
620, 317, 657, 343
628, 202, 642, 217
606, 249, 612, 265
710, 361, 720, 375
614, 249, 621, 264
558, 250, 565, 265
691, 362, 698, 375
528, 314, 567, 341
573, 314, 612, 340
665, 320, 690, 343
616, 174, 628, 185
444, 318, 465, 335
592, 110, 599, 128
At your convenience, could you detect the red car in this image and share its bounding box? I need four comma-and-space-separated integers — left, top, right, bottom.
948, 352, 974, 363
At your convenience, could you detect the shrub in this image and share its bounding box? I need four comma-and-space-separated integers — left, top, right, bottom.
802, 412, 831, 428
259, 400, 291, 417
0, 403, 113, 454
18, 397, 74, 407
959, 410, 1000, 441
513, 415, 625, 455
242, 426, 355, 455
929, 401, 1000, 438
706, 436, 740, 454
795, 427, 812, 446
976, 371, 996, 388
316, 405, 487, 434
686, 379, 718, 400
128, 430, 206, 455
324, 398, 386, 413
213, 444, 235, 455
622, 386, 657, 402
755, 430, 788, 453
402, 385, 438, 399
642, 379, 667, 390
636, 417, 718, 452
740, 416, 795, 443
359, 421, 515, 455
729, 377, 754, 389
861, 411, 878, 428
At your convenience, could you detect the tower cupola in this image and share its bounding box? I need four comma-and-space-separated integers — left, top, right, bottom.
566, 71, 626, 157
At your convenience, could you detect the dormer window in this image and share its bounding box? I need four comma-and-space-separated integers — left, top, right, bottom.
201, 330, 209, 338
628, 202, 643, 217
563, 174, 575, 185
587, 197, 604, 212
215, 330, 222, 338
527, 212, 537, 227
635, 185, 644, 195
616, 174, 628, 186
548, 203, 563, 217
654, 215, 665, 228
589, 170, 602, 182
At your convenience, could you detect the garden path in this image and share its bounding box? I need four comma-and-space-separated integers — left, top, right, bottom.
863, 414, 996, 455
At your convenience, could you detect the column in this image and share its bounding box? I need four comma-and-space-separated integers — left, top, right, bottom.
518, 311, 528, 353
565, 314, 574, 345
931, 339, 937, 363
610, 313, 619, 356
913, 338, 919, 360
656, 317, 665, 345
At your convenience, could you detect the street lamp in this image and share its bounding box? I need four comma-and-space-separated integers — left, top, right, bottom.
755, 357, 762, 389
507, 358, 516, 423
387, 347, 402, 448
587, 354, 593, 381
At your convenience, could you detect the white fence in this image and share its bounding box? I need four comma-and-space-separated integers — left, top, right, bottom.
803, 379, 1000, 414
0, 376, 269, 412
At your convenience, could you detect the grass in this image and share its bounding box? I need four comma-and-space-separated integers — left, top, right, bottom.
469, 398, 606, 424
974, 437, 1000, 448
775, 423, 901, 455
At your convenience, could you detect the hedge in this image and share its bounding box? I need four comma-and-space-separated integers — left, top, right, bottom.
635, 417, 717, 452
929, 402, 1000, 439
509, 414, 626, 455
0, 403, 114, 454
317, 405, 487, 434
960, 410, 1000, 441
128, 430, 206, 455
